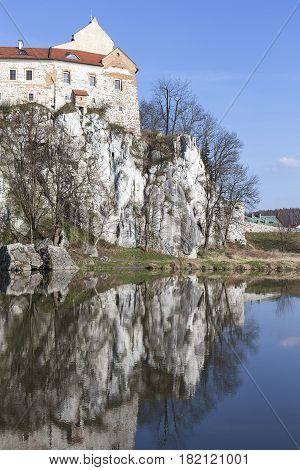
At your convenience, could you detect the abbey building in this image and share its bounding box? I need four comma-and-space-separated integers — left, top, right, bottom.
0, 17, 140, 133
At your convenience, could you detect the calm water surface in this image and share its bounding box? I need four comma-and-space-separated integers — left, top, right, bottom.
0, 273, 299, 450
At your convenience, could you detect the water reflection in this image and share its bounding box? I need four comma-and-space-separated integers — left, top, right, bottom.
0, 274, 296, 449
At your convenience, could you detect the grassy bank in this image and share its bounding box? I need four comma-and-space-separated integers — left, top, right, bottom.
70, 232, 300, 276
246, 231, 300, 253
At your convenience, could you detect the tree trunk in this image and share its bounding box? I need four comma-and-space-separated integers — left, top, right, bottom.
53, 226, 61, 246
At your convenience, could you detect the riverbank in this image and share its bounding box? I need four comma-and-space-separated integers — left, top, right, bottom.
71, 232, 300, 276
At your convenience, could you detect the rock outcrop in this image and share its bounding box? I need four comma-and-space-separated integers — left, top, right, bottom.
0, 243, 42, 272
0, 243, 78, 273
83, 243, 98, 258
34, 238, 53, 251
37, 245, 78, 272
0, 112, 245, 259
65, 112, 245, 258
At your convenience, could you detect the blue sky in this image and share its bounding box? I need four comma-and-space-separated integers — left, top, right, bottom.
0, 0, 299, 209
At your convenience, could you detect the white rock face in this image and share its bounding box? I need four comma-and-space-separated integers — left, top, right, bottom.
63, 113, 245, 258
0, 111, 245, 257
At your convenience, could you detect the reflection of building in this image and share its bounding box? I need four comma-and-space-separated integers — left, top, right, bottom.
244, 292, 281, 304
0, 276, 246, 450
0, 18, 140, 133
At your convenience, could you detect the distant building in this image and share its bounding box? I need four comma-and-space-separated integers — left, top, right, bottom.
0, 17, 140, 133
245, 213, 282, 227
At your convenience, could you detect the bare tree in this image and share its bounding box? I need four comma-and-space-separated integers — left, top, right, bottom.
0, 104, 50, 242
39, 123, 95, 245
90, 186, 116, 247
219, 164, 259, 246
278, 225, 292, 252
140, 99, 164, 133
140, 78, 260, 250
140, 78, 204, 136
201, 129, 244, 251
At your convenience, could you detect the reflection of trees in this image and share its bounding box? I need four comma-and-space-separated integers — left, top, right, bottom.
0, 276, 258, 449
245, 278, 299, 316
275, 282, 295, 316
138, 280, 258, 448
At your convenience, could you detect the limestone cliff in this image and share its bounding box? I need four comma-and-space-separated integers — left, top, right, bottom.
62, 112, 245, 257
0, 108, 245, 257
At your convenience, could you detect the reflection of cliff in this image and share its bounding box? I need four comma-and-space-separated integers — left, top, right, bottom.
0, 276, 254, 450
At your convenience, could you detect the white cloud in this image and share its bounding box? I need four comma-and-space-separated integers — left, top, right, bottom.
280, 337, 300, 348
279, 156, 300, 168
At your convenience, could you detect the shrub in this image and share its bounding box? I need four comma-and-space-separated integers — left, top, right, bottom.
54, 103, 77, 118
86, 103, 109, 118
107, 122, 127, 135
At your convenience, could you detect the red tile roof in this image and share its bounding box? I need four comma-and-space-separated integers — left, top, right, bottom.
0, 47, 49, 60
72, 89, 89, 96
0, 47, 106, 66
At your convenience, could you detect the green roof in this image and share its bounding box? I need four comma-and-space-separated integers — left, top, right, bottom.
245, 215, 282, 226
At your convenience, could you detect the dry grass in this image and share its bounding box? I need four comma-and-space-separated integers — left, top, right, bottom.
70, 231, 300, 276
246, 231, 300, 253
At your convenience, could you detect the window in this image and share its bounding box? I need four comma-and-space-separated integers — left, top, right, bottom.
65, 53, 79, 60
0, 92, 2, 101
28, 93, 34, 102
119, 106, 123, 112
26, 69, 33, 81
115, 79, 122, 90
90, 75, 96, 87
92, 98, 96, 104
10, 69, 17, 81
63, 71, 71, 84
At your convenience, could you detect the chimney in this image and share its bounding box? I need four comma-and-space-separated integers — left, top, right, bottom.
18, 39, 24, 50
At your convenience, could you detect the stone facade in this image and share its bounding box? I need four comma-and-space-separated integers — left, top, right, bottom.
53, 16, 114, 55
0, 18, 140, 134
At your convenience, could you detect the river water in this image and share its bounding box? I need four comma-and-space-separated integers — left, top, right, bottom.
0, 273, 299, 450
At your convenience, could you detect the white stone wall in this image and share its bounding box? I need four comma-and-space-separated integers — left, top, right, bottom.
0, 58, 140, 133
244, 221, 280, 233
53, 17, 115, 55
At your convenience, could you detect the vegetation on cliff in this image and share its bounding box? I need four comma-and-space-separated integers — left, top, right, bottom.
0, 99, 259, 260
